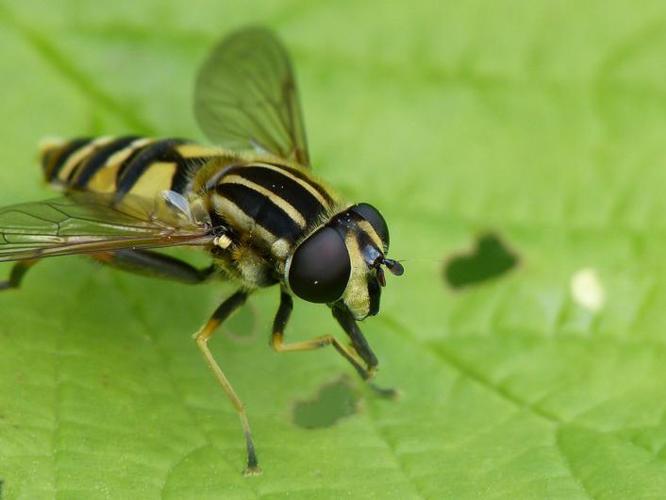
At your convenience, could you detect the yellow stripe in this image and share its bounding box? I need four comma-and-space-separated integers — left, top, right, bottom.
105, 138, 153, 167
253, 163, 330, 208
57, 136, 113, 182
357, 220, 383, 250
222, 175, 307, 228
211, 193, 277, 244
128, 161, 177, 198
38, 136, 65, 157
175, 143, 222, 158
342, 233, 370, 318
84, 138, 154, 193
39, 137, 66, 181
86, 163, 122, 193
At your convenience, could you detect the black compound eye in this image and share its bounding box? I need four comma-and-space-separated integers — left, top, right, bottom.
351, 203, 390, 252
288, 227, 351, 303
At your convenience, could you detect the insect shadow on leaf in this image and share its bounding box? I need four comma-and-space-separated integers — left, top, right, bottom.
224, 300, 259, 345
293, 376, 360, 429
444, 232, 519, 289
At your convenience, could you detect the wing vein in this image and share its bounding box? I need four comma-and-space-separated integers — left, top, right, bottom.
193, 27, 311, 167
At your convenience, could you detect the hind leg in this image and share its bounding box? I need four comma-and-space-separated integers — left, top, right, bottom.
92, 249, 216, 284
0, 260, 39, 291
1, 250, 216, 291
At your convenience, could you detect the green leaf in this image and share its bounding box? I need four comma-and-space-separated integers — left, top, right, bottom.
2, 1, 666, 498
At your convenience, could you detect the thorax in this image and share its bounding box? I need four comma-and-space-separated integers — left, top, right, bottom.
197, 158, 340, 287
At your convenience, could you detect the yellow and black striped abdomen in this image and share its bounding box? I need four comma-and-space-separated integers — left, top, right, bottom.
40, 136, 220, 201
39, 137, 341, 262
211, 162, 337, 258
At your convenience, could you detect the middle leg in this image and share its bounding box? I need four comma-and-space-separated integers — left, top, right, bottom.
193, 290, 261, 476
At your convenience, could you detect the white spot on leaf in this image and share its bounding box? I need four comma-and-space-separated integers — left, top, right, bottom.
570, 268, 605, 312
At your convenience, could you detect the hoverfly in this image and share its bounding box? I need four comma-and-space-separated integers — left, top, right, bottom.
0, 27, 403, 475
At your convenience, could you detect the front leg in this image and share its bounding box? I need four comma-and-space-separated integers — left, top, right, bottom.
271, 291, 396, 398
331, 303, 398, 399
271, 291, 372, 379
331, 303, 378, 373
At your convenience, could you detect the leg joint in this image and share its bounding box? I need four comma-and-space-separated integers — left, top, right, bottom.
270, 332, 284, 352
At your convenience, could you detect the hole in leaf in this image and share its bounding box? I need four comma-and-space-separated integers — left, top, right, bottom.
293, 377, 359, 429
444, 232, 518, 289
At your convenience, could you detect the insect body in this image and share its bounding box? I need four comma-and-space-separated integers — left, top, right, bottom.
0, 27, 403, 475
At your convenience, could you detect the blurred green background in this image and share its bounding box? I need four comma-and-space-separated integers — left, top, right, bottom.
2, 1, 666, 498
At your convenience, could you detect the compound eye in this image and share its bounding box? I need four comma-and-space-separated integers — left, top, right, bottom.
351, 203, 390, 252
288, 227, 351, 303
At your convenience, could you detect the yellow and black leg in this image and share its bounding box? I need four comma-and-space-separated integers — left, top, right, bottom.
93, 249, 216, 284
0, 259, 39, 291
193, 290, 261, 476
271, 291, 397, 397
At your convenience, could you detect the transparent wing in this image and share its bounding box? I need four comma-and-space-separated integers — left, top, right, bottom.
0, 192, 215, 262
194, 26, 311, 167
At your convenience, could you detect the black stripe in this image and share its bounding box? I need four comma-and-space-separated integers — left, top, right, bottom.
227, 165, 326, 227
356, 226, 382, 315
45, 137, 91, 182
216, 183, 302, 241
174, 151, 218, 193
171, 156, 206, 194
114, 138, 187, 201
266, 163, 333, 205
367, 276, 381, 316
72, 136, 140, 189
66, 158, 84, 183
209, 209, 230, 232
